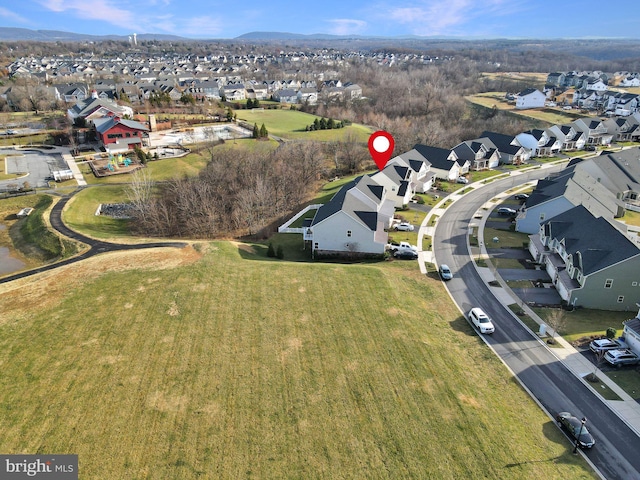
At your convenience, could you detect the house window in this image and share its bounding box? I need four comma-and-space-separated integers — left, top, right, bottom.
604, 279, 613, 289
347, 230, 352, 237
126, 132, 131, 137
314, 242, 318, 250
539, 213, 545, 221
617, 296, 624, 303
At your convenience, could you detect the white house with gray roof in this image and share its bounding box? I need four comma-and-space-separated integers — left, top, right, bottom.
309, 175, 395, 257
370, 164, 413, 208
528, 205, 640, 311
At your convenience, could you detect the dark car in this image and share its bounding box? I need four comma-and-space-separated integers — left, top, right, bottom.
584, 145, 596, 151
394, 250, 418, 260
497, 207, 517, 216
514, 193, 529, 201
556, 412, 595, 449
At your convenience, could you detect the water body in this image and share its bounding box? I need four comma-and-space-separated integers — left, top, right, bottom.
0, 246, 26, 275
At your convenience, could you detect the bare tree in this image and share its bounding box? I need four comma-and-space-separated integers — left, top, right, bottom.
545, 308, 568, 344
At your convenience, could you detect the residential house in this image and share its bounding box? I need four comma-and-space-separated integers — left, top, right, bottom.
309, 175, 395, 257
297, 88, 318, 105
547, 124, 586, 151
450, 139, 499, 170
221, 83, 246, 101
515, 165, 624, 234
370, 164, 413, 208
273, 88, 298, 104
546, 72, 566, 87
602, 117, 640, 142
53, 83, 89, 103
479, 131, 532, 165
413, 144, 467, 181
93, 116, 149, 153
390, 149, 435, 193
528, 205, 640, 311
622, 308, 640, 355
572, 148, 640, 212
516, 129, 561, 157
515, 88, 546, 109
572, 118, 614, 146
67, 95, 134, 125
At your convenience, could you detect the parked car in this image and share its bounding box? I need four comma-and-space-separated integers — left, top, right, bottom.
468, 307, 495, 334
6, 129, 16, 135
394, 249, 418, 260
497, 207, 517, 216
394, 222, 414, 231
556, 412, 595, 449
387, 241, 417, 253
584, 145, 596, 151
514, 193, 529, 201
456, 176, 469, 184
438, 264, 453, 281
604, 348, 640, 367
589, 338, 624, 355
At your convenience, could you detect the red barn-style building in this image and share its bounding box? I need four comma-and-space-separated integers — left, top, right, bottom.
93, 116, 149, 153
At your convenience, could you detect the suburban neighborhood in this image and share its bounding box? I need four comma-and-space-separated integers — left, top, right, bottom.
3, 34, 640, 480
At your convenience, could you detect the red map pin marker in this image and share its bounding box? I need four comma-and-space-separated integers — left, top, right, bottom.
368, 130, 394, 170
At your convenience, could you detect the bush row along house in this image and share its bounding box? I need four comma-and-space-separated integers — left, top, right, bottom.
521, 147, 640, 311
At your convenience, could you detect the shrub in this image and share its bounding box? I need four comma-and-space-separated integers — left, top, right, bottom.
267, 242, 276, 258
276, 245, 284, 259
606, 327, 617, 339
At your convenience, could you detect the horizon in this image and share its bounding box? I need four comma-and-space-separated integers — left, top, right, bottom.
0, 1, 639, 41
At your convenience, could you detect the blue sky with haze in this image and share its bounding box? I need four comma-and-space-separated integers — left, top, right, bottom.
1, 1, 639, 39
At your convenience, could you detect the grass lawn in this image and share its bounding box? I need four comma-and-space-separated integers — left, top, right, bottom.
0, 241, 596, 479
236, 109, 372, 141
620, 209, 640, 228
484, 227, 530, 248
531, 307, 631, 343
62, 185, 134, 241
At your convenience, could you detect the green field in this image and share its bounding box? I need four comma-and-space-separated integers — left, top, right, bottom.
0, 241, 595, 479
236, 109, 372, 141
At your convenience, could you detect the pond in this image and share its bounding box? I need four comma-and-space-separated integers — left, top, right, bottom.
0, 246, 26, 275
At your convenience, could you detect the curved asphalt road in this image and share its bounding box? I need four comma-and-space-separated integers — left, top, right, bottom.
0, 188, 187, 285
434, 168, 640, 480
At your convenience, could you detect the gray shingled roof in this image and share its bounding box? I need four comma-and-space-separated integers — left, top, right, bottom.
542, 205, 639, 275
413, 144, 455, 170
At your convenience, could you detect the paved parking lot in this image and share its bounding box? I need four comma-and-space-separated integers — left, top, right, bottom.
1, 148, 67, 189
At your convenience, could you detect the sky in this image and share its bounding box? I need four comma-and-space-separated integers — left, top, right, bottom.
1, 0, 639, 40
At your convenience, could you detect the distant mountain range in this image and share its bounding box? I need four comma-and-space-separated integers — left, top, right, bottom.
0, 27, 459, 42
0, 27, 185, 42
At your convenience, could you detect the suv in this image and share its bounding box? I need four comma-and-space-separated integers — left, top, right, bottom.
468, 307, 495, 334
604, 349, 640, 367
589, 338, 624, 354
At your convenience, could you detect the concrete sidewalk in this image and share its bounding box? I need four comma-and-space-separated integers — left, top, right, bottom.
418, 168, 640, 437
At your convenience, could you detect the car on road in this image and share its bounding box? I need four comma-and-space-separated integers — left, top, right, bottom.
589, 338, 624, 354
394, 249, 418, 260
497, 207, 517, 216
394, 222, 415, 231
556, 412, 595, 449
514, 193, 529, 201
438, 264, 453, 281
468, 307, 495, 334
6, 129, 16, 135
456, 176, 469, 184
604, 348, 640, 367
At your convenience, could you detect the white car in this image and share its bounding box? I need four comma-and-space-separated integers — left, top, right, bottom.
456, 176, 469, 184
468, 307, 495, 334
394, 222, 414, 231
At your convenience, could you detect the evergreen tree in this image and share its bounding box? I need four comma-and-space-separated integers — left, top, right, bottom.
327, 118, 335, 129
276, 245, 284, 259
313, 118, 320, 130
254, 99, 260, 108
252, 123, 259, 139
246, 98, 254, 108
267, 242, 276, 257
259, 123, 268, 138
319, 117, 327, 130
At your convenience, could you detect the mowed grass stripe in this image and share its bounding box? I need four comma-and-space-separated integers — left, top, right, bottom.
0, 243, 595, 479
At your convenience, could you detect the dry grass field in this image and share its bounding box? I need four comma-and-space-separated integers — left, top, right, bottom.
0, 241, 596, 479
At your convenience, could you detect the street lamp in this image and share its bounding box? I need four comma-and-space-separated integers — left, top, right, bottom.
573, 417, 587, 454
